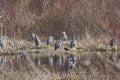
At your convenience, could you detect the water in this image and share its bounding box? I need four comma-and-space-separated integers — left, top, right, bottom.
0, 50, 120, 80
0, 50, 119, 71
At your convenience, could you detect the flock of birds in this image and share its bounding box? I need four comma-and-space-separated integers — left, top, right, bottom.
31, 32, 77, 69
0, 31, 116, 51
0, 31, 117, 70
31, 32, 77, 50
0, 32, 77, 69
0, 32, 77, 51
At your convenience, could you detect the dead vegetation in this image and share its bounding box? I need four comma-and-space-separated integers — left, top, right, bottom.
0, 0, 120, 80
0, 0, 120, 40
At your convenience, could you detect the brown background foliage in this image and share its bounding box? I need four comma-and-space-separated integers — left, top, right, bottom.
0, 0, 120, 41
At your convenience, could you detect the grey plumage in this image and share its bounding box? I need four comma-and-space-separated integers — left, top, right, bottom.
55, 40, 62, 50
0, 37, 6, 49
110, 38, 115, 47
31, 33, 40, 47
62, 32, 67, 41
34, 34, 40, 47
31, 33, 36, 41
70, 37, 77, 48
9, 40, 14, 49
47, 36, 53, 46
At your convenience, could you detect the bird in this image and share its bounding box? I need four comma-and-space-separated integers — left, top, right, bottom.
110, 38, 115, 46
34, 34, 41, 48
0, 36, 6, 49
47, 36, 53, 46
55, 40, 62, 50
9, 40, 14, 49
110, 38, 115, 47
62, 32, 67, 41
110, 38, 116, 50
31, 33, 36, 46
64, 47, 69, 51
31, 33, 36, 41
31, 33, 41, 48
70, 37, 77, 48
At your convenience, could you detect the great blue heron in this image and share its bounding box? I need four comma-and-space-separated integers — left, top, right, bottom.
0, 36, 6, 49
34, 34, 40, 47
31, 33, 36, 41
62, 32, 67, 41
31, 33, 40, 48
55, 40, 62, 50
9, 40, 14, 49
35, 55, 41, 67
70, 37, 77, 48
47, 36, 53, 46
110, 38, 116, 50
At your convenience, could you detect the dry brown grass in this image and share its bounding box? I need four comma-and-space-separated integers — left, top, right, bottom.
0, 0, 120, 41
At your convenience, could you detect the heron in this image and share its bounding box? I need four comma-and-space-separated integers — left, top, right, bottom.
70, 37, 77, 48
55, 40, 62, 50
0, 36, 6, 49
47, 36, 53, 46
31, 33, 40, 48
34, 34, 41, 48
9, 40, 14, 49
110, 38, 116, 50
31, 33, 36, 41
31, 33, 35, 46
62, 32, 67, 41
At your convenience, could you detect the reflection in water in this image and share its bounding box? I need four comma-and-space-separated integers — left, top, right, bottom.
0, 56, 4, 71
0, 51, 120, 74
48, 55, 53, 69
109, 51, 117, 62
35, 55, 41, 67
